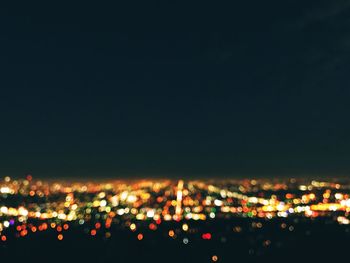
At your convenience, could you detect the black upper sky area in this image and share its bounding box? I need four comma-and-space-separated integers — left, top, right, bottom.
0, 1, 350, 178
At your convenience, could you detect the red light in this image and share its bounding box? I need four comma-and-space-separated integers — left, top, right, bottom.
202, 233, 212, 240
149, 223, 157, 230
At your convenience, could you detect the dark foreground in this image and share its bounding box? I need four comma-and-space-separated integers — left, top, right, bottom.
1, 217, 349, 263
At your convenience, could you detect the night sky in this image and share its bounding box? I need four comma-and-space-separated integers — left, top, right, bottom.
1, 1, 350, 178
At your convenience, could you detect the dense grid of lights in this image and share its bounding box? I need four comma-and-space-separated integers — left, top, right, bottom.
1, 175, 350, 246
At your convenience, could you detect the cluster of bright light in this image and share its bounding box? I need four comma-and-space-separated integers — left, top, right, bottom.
1, 176, 350, 244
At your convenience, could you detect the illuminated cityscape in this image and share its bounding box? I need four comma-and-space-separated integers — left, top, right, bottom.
1, 2, 349, 262
1, 176, 350, 262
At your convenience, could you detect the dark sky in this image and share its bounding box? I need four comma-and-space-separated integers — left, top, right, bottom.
1, 1, 350, 178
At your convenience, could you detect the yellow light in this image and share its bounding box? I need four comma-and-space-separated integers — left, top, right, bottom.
182, 224, 189, 231
169, 230, 175, 237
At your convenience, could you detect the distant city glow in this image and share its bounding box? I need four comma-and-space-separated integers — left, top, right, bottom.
1, 176, 350, 262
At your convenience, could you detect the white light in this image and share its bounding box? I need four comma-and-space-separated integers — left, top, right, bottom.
214, 200, 223, 206
147, 210, 155, 218
0, 206, 8, 214
0, 187, 11, 194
